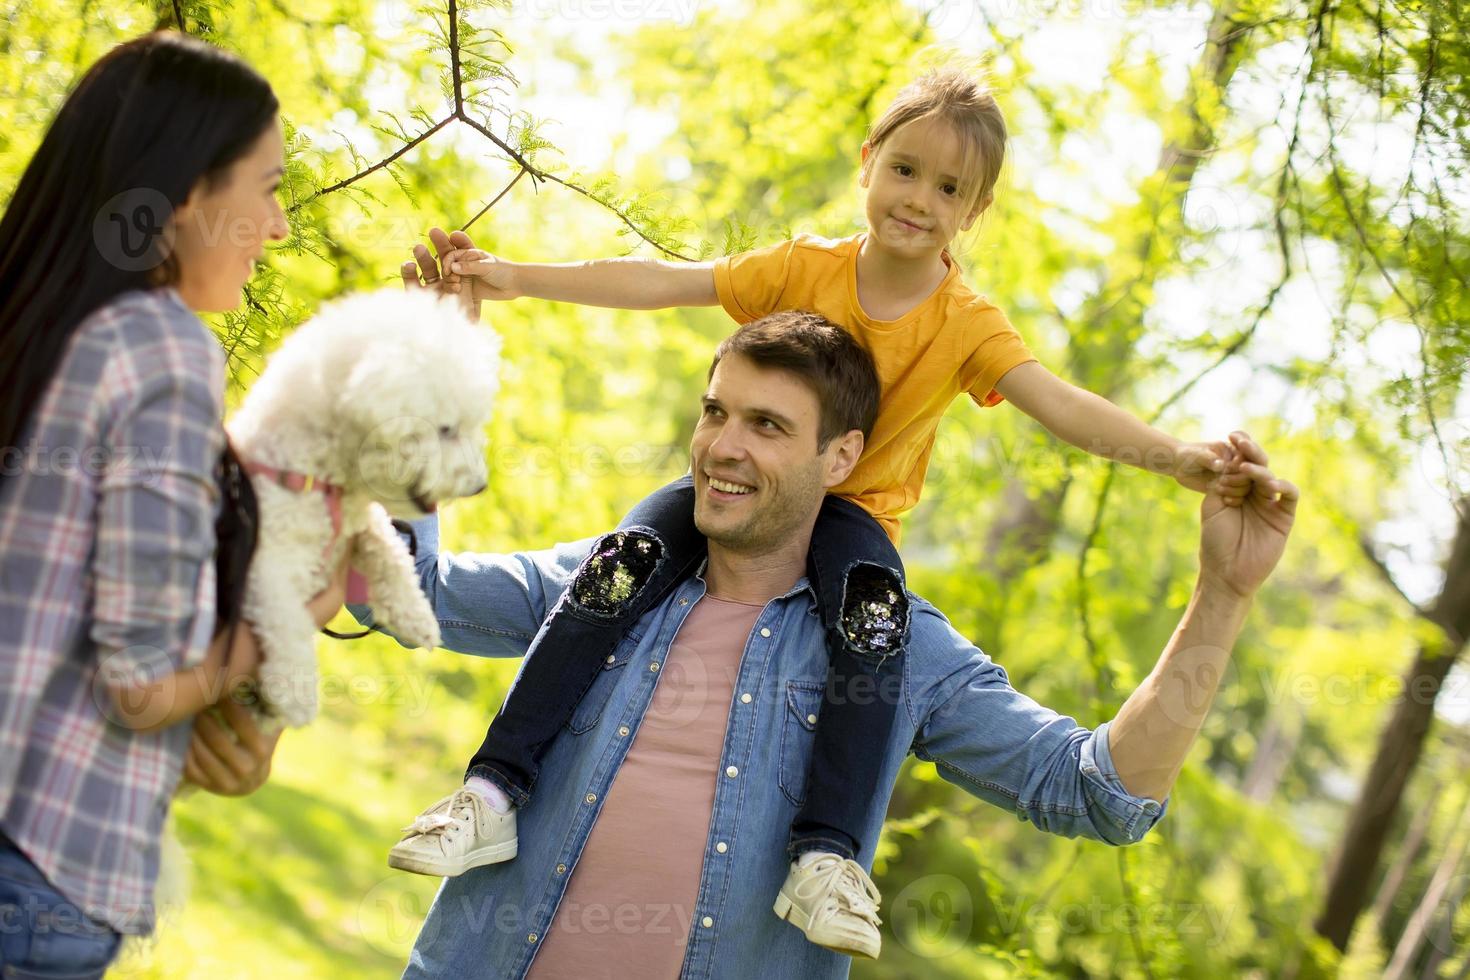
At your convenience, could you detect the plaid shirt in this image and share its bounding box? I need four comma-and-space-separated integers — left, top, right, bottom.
0, 288, 223, 934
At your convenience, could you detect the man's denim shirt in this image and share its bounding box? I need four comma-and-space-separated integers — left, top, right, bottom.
353, 516, 1167, 980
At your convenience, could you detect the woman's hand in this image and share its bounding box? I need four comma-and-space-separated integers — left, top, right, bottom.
181, 558, 348, 795
182, 696, 281, 796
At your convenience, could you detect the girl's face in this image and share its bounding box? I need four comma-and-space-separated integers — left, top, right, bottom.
169, 118, 289, 312
859, 117, 989, 262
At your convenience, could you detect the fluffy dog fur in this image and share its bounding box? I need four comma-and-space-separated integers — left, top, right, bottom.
227, 287, 500, 728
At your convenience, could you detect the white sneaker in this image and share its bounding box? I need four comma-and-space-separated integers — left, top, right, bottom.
772, 854, 883, 958
388, 788, 518, 877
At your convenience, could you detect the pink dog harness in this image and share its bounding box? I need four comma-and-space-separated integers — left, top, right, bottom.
241, 460, 371, 605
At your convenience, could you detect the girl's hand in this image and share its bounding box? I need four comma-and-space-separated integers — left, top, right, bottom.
1173, 439, 1248, 506
443, 248, 521, 302
401, 227, 485, 320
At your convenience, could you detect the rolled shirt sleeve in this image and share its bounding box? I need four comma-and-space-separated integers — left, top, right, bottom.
90, 310, 224, 686
909, 604, 1166, 845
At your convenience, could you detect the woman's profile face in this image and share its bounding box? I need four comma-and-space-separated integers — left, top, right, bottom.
170, 118, 288, 312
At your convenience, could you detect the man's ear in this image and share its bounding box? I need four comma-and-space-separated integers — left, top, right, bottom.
822, 429, 865, 489
960, 193, 993, 232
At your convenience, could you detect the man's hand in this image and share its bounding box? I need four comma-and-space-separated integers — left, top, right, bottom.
401, 226, 483, 320
1198, 431, 1298, 599
182, 696, 281, 796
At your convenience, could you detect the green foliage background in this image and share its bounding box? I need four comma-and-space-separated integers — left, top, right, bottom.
3, 0, 1467, 976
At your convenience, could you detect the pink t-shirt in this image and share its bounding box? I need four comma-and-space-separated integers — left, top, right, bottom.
526, 596, 764, 980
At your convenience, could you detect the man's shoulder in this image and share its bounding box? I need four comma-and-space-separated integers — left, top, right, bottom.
903, 593, 1006, 706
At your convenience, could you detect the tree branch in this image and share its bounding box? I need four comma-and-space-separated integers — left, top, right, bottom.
290, 0, 699, 261
1357, 534, 1430, 618
296, 115, 454, 205
462, 164, 527, 230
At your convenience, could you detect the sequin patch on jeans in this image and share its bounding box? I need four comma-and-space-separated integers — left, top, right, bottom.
569, 531, 663, 616
841, 564, 909, 657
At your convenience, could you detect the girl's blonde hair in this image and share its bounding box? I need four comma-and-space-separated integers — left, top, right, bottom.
862, 67, 1007, 219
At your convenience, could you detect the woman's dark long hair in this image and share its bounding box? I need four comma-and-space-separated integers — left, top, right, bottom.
0, 30, 279, 457
0, 32, 278, 635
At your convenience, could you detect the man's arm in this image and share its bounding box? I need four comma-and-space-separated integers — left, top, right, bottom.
910, 611, 1166, 846
1106, 432, 1298, 801
913, 432, 1295, 840
348, 512, 593, 658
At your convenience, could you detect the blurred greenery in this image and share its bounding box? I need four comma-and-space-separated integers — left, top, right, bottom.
3, 0, 1467, 975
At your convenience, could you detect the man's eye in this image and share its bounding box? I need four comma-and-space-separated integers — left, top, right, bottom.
703, 405, 722, 417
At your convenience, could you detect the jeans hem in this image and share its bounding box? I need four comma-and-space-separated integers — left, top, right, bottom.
787, 833, 857, 862
465, 764, 531, 809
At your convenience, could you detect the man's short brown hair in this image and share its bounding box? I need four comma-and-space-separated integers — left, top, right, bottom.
709, 311, 879, 450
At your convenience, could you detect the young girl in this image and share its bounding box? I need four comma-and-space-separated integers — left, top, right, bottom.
0, 32, 344, 973
394, 68, 1245, 958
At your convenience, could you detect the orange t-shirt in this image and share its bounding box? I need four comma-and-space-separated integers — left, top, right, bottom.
713, 233, 1036, 545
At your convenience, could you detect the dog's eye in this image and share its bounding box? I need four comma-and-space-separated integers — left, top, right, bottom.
438, 425, 456, 438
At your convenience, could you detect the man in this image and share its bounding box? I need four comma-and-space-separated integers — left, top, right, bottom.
363, 249, 1297, 979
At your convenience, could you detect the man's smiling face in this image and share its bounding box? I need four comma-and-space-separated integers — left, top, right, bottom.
690, 352, 833, 554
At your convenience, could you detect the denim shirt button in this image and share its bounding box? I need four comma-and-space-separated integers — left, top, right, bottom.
618, 726, 630, 737
701, 916, 714, 928
585, 792, 597, 804
527, 933, 538, 944
725, 766, 738, 778
715, 842, 728, 853
740, 693, 752, 704
556, 863, 567, 874
649, 662, 660, 672
760, 627, 771, 638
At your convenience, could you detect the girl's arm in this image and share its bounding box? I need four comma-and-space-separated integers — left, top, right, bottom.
993, 361, 1234, 494
447, 249, 719, 310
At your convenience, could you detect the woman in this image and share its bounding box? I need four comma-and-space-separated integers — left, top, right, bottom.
0, 31, 342, 975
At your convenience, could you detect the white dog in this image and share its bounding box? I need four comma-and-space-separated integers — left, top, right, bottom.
226, 287, 500, 728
